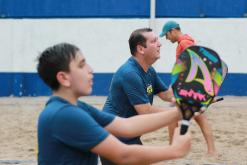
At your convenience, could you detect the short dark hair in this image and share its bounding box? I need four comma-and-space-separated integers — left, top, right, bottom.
37, 43, 80, 90
175, 27, 181, 31
129, 28, 152, 56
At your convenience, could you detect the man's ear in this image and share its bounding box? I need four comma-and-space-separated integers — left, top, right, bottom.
56, 71, 71, 87
137, 45, 145, 55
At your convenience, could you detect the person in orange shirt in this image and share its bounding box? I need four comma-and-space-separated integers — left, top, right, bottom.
159, 21, 217, 156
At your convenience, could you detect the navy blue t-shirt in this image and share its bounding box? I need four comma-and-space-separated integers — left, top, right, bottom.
38, 96, 115, 165
103, 57, 167, 144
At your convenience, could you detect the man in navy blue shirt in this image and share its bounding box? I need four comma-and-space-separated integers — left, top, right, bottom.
37, 42, 191, 165
101, 28, 179, 165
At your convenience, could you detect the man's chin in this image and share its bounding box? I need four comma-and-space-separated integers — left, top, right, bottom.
80, 89, 92, 97
154, 56, 160, 62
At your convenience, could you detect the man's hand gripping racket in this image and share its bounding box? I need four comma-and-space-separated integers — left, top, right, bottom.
171, 46, 228, 135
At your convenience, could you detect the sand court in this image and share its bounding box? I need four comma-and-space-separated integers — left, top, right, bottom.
0, 96, 246, 165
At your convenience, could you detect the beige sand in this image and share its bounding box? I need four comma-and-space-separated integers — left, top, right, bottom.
0, 96, 246, 165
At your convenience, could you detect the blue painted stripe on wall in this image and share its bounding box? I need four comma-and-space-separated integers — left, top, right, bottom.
0, 0, 150, 18
0, 0, 246, 18
156, 0, 247, 18
0, 73, 51, 96
0, 73, 246, 96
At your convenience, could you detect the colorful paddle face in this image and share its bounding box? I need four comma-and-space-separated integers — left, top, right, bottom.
171, 46, 228, 134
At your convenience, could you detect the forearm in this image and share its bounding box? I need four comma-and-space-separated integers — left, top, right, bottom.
143, 105, 172, 113
158, 89, 174, 103
127, 109, 181, 137
93, 133, 190, 165
108, 108, 181, 138
120, 129, 191, 164
118, 144, 180, 165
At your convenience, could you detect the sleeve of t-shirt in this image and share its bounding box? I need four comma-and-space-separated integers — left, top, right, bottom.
179, 40, 194, 53
151, 68, 168, 94
77, 101, 115, 127
121, 71, 150, 105
51, 105, 110, 151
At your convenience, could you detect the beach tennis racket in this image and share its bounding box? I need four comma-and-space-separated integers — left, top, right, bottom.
171, 45, 228, 135
205, 59, 228, 106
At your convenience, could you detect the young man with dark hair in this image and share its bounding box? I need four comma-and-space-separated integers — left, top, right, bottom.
37, 42, 191, 165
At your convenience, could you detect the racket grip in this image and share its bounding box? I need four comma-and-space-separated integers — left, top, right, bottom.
215, 97, 224, 102
180, 120, 190, 135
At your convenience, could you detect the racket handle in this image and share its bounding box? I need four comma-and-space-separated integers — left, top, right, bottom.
215, 97, 224, 102
180, 120, 190, 135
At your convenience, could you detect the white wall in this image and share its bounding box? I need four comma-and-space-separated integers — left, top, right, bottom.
0, 18, 246, 73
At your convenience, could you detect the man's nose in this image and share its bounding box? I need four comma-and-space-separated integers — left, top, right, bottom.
158, 40, 162, 47
88, 64, 94, 74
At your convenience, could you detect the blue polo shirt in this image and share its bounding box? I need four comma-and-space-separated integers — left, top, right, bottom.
103, 57, 167, 144
38, 96, 115, 165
